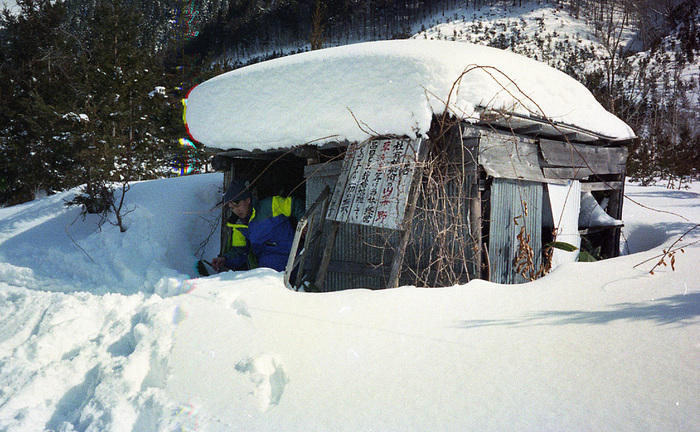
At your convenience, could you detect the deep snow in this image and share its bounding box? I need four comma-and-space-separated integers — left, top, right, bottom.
185, 40, 634, 152
0, 173, 698, 431
2, 4, 698, 430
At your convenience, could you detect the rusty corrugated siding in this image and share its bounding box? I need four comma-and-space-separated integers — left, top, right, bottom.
488, 178, 543, 284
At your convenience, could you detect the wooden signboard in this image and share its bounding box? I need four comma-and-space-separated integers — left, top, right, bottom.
326, 138, 422, 230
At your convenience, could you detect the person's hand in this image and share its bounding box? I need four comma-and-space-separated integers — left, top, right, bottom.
211, 256, 226, 272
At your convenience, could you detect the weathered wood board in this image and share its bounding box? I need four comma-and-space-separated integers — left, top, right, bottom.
539, 139, 627, 175
326, 138, 422, 230
477, 128, 544, 182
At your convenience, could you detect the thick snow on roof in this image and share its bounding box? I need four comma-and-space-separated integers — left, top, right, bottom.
185, 40, 635, 151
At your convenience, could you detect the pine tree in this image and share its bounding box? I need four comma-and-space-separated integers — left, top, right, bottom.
1, 0, 190, 216
0, 0, 78, 205
64, 0, 186, 227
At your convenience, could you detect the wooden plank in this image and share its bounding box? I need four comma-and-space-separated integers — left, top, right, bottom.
221, 165, 235, 255
304, 160, 342, 178
478, 129, 545, 182
284, 186, 330, 290
326, 138, 422, 230
284, 216, 309, 289
543, 163, 625, 177
543, 167, 595, 180
469, 179, 482, 279
325, 141, 358, 222
461, 137, 479, 172
315, 221, 340, 291
345, 139, 381, 225
387, 140, 428, 288
605, 174, 626, 258
540, 139, 628, 168
580, 181, 624, 192
514, 124, 545, 135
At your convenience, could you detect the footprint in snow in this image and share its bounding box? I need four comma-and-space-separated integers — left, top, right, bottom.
231, 298, 251, 317
235, 354, 289, 411
214, 291, 250, 317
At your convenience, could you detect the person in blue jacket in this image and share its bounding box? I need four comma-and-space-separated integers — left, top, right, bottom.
208, 180, 305, 273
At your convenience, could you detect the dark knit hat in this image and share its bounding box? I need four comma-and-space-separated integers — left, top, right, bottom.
224, 180, 251, 204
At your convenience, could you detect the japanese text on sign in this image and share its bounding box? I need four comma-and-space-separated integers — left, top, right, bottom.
326, 138, 421, 230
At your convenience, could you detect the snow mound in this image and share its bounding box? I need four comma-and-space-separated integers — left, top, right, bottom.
0, 174, 222, 295
185, 40, 635, 151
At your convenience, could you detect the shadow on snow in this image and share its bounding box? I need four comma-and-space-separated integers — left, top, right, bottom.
459, 292, 700, 328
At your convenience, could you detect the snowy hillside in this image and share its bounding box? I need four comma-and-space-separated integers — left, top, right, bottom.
411, 3, 615, 72
0, 173, 699, 431
624, 4, 700, 120
233, 3, 619, 76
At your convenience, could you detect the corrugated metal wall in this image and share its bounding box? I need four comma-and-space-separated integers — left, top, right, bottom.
488, 178, 543, 284
305, 161, 395, 290
305, 159, 480, 290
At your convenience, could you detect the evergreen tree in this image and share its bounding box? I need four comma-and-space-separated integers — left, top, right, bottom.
1, 0, 190, 211
0, 0, 78, 204
64, 0, 187, 224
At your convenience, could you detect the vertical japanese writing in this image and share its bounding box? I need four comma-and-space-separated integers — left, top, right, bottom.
327, 138, 422, 230
326, 141, 357, 220
349, 139, 378, 224
339, 142, 365, 221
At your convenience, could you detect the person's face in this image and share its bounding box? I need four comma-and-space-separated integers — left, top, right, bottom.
229, 197, 252, 220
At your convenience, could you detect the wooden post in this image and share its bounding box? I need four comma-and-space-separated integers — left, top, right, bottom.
469, 179, 482, 279
604, 172, 626, 258
386, 189, 419, 288
220, 162, 235, 255
315, 221, 340, 291
284, 187, 330, 290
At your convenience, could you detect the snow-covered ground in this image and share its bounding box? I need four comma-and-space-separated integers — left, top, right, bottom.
0, 173, 698, 431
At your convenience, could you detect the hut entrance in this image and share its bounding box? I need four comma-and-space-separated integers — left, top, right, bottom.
214, 150, 307, 256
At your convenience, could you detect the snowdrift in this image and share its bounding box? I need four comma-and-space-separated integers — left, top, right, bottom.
0, 173, 698, 431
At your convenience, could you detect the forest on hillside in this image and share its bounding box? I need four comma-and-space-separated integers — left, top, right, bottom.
0, 0, 698, 207
183, 0, 695, 63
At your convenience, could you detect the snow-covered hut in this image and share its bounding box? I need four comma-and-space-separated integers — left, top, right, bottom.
184, 40, 635, 290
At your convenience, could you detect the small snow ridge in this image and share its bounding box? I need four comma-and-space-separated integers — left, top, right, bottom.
234, 354, 289, 411
153, 274, 190, 298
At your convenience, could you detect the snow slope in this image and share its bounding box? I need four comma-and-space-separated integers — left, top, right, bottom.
412, 3, 614, 65
0, 173, 699, 431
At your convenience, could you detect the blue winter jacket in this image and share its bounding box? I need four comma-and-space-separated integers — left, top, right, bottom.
223, 196, 305, 272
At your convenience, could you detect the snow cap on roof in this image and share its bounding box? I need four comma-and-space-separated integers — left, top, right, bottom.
185, 40, 635, 151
